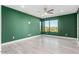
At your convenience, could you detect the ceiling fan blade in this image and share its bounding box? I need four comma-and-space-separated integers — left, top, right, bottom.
48, 9, 54, 12
47, 11, 53, 14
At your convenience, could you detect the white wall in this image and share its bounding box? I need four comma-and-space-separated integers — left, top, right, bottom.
0, 5, 1, 53
77, 12, 79, 41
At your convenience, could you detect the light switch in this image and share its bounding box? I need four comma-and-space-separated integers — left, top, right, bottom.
28, 21, 31, 24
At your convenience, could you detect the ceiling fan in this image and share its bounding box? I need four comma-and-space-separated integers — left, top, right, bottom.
44, 7, 54, 15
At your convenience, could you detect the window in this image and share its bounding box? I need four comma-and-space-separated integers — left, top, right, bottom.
50, 20, 58, 32
45, 21, 49, 32
41, 21, 45, 32
42, 20, 58, 33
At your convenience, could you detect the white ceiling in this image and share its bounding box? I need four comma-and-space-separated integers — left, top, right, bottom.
5, 5, 79, 19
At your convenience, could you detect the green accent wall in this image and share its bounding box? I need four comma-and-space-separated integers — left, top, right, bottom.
77, 11, 79, 40
41, 13, 77, 38
2, 6, 41, 43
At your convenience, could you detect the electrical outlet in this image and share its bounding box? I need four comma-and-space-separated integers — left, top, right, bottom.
65, 33, 68, 36
28, 34, 31, 36
13, 36, 15, 39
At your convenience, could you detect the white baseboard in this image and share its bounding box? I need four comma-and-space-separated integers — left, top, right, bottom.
2, 35, 41, 46
2, 34, 77, 46
77, 38, 78, 40
77, 41, 79, 45
42, 34, 77, 40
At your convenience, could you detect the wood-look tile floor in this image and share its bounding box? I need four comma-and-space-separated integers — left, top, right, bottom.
1, 35, 79, 54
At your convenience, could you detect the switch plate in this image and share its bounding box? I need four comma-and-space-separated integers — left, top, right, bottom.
13, 36, 15, 39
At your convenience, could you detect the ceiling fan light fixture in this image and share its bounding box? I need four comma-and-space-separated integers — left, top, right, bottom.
44, 12, 48, 15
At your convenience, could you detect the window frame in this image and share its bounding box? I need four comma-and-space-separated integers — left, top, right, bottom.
49, 19, 58, 32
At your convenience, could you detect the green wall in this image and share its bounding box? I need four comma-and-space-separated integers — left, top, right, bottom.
41, 13, 77, 38
2, 6, 41, 43
77, 11, 79, 40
